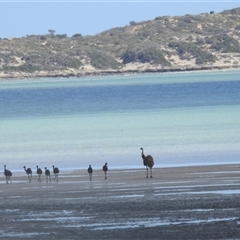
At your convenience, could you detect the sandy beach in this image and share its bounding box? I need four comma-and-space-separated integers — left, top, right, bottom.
1, 164, 240, 239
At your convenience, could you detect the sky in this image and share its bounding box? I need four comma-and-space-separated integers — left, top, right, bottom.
1, 1, 240, 38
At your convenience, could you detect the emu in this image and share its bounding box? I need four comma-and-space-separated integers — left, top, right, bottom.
4, 165, 12, 184
36, 166, 42, 182
88, 165, 93, 181
103, 163, 108, 180
23, 166, 32, 183
140, 148, 154, 178
52, 165, 59, 182
44, 167, 51, 183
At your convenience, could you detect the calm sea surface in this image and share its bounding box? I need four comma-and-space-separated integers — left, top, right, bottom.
1, 70, 240, 171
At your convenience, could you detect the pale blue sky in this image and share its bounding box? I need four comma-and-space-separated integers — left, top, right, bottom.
1, 1, 240, 38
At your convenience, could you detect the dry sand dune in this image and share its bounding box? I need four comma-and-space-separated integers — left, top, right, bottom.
1, 164, 240, 239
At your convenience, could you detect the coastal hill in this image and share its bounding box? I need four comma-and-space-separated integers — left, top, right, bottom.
1, 7, 240, 79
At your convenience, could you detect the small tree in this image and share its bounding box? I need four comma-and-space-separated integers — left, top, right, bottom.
48, 29, 55, 37
40, 36, 47, 41
56, 34, 67, 38
129, 21, 137, 26
72, 33, 82, 38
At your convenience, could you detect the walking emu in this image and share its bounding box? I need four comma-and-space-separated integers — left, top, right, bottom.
87, 165, 93, 181
44, 167, 51, 183
52, 165, 59, 182
103, 163, 108, 180
4, 165, 12, 184
23, 166, 32, 183
140, 148, 154, 178
36, 166, 42, 182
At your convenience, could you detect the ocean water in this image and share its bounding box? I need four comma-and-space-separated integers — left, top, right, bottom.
1, 70, 240, 172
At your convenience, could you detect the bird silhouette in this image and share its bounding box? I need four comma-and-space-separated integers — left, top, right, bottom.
23, 166, 32, 183
52, 165, 59, 182
87, 165, 93, 181
103, 163, 108, 180
36, 166, 42, 182
140, 148, 154, 178
44, 167, 51, 183
4, 165, 12, 184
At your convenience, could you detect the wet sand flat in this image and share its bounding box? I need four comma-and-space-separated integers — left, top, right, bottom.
1, 164, 240, 239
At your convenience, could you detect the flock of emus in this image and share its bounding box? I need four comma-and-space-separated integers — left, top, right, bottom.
3, 148, 154, 184
3, 165, 59, 184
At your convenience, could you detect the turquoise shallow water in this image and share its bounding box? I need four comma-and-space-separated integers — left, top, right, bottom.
1, 70, 240, 171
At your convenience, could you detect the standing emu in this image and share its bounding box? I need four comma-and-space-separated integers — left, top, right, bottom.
44, 167, 51, 183
87, 165, 93, 181
103, 163, 108, 180
4, 165, 12, 184
52, 165, 59, 182
140, 148, 154, 178
23, 166, 32, 183
36, 166, 42, 182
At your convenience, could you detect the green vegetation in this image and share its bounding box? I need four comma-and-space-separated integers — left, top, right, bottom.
88, 50, 122, 69
121, 47, 171, 66
168, 42, 215, 64
207, 34, 240, 53
1, 7, 240, 76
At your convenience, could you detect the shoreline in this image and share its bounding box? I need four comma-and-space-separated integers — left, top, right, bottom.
1, 65, 240, 80
1, 162, 240, 239
3, 163, 240, 179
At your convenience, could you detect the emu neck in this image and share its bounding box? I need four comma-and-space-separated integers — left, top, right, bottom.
141, 152, 148, 166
